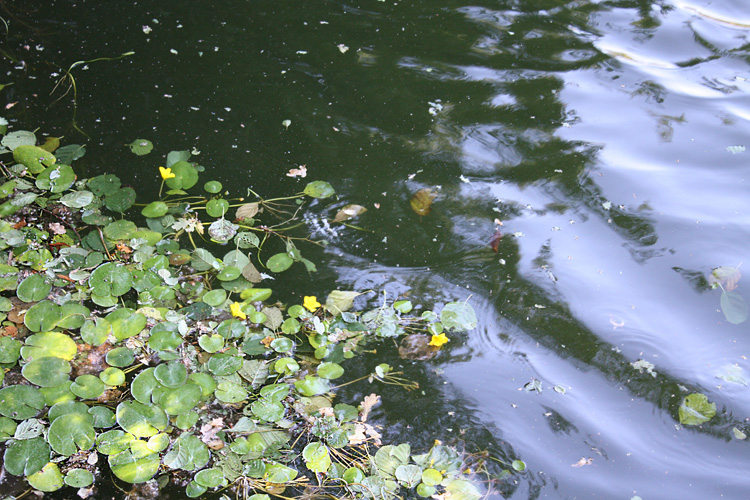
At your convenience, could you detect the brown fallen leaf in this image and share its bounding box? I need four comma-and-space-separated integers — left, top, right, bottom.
360, 393, 380, 423
710, 266, 742, 292
410, 187, 437, 216
236, 202, 260, 220
489, 227, 502, 253
333, 204, 367, 223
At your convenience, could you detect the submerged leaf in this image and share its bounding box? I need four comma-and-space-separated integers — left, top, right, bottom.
333, 204, 367, 223
678, 393, 716, 425
410, 188, 437, 216
720, 291, 748, 324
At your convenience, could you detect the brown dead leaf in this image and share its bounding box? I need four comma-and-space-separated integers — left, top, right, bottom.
236, 202, 260, 220
489, 228, 502, 253
360, 393, 380, 423
333, 204, 367, 223
349, 422, 382, 446
410, 188, 437, 216
710, 266, 742, 292
241, 262, 263, 283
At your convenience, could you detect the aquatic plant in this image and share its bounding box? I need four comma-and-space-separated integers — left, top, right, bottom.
0, 126, 500, 499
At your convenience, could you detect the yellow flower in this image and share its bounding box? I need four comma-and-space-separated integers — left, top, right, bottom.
428, 333, 449, 347
230, 302, 247, 320
303, 296, 321, 312
159, 166, 176, 180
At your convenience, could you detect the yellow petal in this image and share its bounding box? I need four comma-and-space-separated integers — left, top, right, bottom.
428, 333, 449, 347
230, 302, 247, 320
303, 296, 321, 312
159, 166, 176, 180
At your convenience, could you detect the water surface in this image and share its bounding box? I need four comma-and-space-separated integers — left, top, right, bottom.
5, 0, 750, 498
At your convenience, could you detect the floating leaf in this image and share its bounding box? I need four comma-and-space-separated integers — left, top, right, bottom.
116, 401, 168, 438
678, 393, 716, 425
333, 204, 367, 223
206, 198, 230, 217
159, 382, 203, 415
304, 180, 335, 199
109, 449, 160, 483
128, 139, 153, 156
2, 130, 37, 151
54, 144, 86, 164
165, 160, 199, 190
154, 361, 188, 388
267, 253, 293, 273
22, 356, 71, 387
326, 290, 362, 316
195, 467, 225, 488
13, 145, 55, 174
64, 468, 95, 488
303, 442, 331, 473
26, 462, 64, 492
142, 201, 169, 218
17, 273, 51, 303
0, 386, 45, 420
236, 202, 259, 220
3, 436, 50, 476
104, 187, 136, 212
720, 291, 748, 324
410, 188, 437, 216
70, 374, 106, 399
48, 413, 95, 456
440, 301, 477, 331
317, 362, 345, 380
35, 164, 76, 193
710, 266, 741, 291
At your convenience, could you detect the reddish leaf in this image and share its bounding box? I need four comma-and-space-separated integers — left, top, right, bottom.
489, 228, 502, 253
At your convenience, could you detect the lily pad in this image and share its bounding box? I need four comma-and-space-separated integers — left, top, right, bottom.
109, 449, 160, 483
440, 301, 477, 331
154, 361, 188, 388
116, 401, 168, 437
129, 139, 153, 155
13, 144, 55, 174
720, 291, 748, 324
304, 180, 335, 199
64, 468, 95, 488
3, 436, 50, 476
159, 382, 203, 415
267, 253, 293, 273
104, 187, 136, 212
70, 374, 107, 399
26, 462, 64, 492
22, 356, 71, 387
106, 347, 135, 367
48, 413, 96, 456
35, 164, 76, 193
17, 273, 51, 302
165, 160, 199, 190
90, 262, 133, 297
21, 332, 77, 361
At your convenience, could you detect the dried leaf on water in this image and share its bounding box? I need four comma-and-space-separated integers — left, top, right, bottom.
489, 228, 502, 252
333, 204, 367, 223
410, 188, 437, 216
710, 266, 741, 291
236, 202, 259, 220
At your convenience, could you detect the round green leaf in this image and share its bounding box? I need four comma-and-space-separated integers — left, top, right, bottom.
48, 413, 95, 456
106, 308, 146, 341
195, 467, 225, 488
344, 467, 366, 484
440, 302, 477, 332
208, 353, 243, 376
87, 174, 121, 196
23, 300, 62, 333
21, 332, 77, 361
116, 401, 168, 438
129, 139, 153, 155
198, 334, 224, 353
204, 180, 222, 193
165, 160, 198, 190
202, 289, 227, 307
109, 449, 160, 483
154, 361, 188, 388
104, 187, 137, 212
217, 265, 241, 281
421, 468, 443, 486
131, 368, 161, 404
17, 273, 51, 303
417, 483, 437, 497
26, 462, 64, 492
159, 382, 203, 415
214, 381, 248, 403
22, 356, 71, 387
90, 263, 133, 297
81, 318, 112, 346
35, 164, 76, 193
100, 367, 126, 386
304, 180, 335, 199
88, 405, 116, 428
103, 219, 138, 241
270, 337, 294, 354
0, 336, 21, 364
141, 201, 169, 218
317, 362, 345, 380
64, 468, 95, 488
186, 481, 208, 497
267, 253, 293, 273
294, 375, 332, 397
189, 373, 216, 397
3, 436, 50, 476
70, 374, 106, 399
175, 410, 200, 430
105, 347, 135, 367
303, 441, 331, 473
48, 400, 90, 422
96, 429, 134, 455
206, 198, 230, 217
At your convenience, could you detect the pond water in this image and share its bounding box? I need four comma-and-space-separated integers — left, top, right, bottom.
5, 0, 750, 498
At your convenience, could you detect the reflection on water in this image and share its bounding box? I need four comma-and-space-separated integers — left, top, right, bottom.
5, 0, 750, 498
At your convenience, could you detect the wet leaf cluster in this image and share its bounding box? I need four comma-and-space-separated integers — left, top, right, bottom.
0, 127, 489, 499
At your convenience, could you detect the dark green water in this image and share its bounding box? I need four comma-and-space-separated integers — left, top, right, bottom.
4, 0, 750, 498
